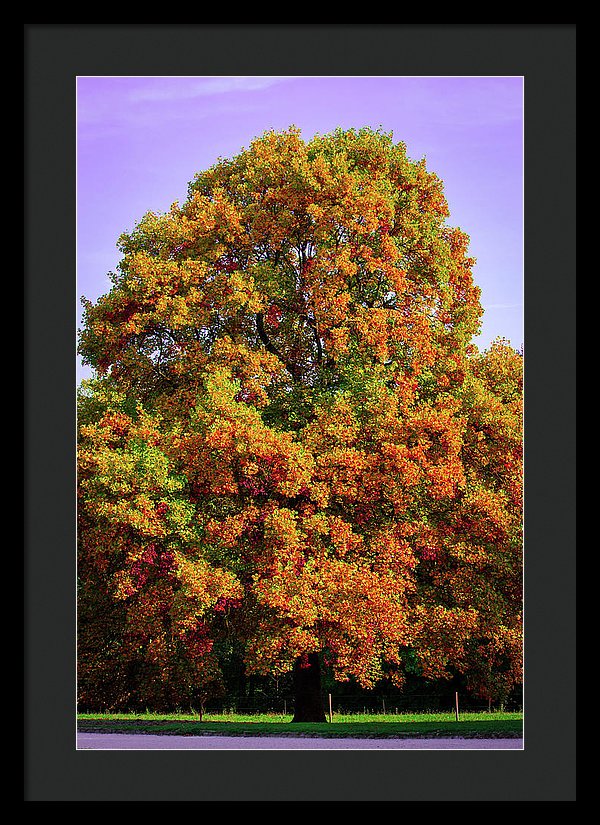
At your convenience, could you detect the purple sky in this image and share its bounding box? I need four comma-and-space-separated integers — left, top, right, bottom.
77, 75, 523, 383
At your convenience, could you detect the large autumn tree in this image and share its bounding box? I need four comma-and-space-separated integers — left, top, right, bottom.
77, 126, 522, 720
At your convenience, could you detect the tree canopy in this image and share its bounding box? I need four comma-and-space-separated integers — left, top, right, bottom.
77, 127, 522, 716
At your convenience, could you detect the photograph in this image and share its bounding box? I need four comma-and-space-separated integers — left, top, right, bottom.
75, 74, 525, 753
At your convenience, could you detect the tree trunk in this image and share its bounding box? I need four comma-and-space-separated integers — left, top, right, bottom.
291, 652, 327, 722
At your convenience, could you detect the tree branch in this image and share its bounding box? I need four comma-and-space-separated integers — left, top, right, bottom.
256, 313, 300, 382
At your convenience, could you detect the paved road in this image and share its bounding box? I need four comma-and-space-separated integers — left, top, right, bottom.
77, 733, 523, 750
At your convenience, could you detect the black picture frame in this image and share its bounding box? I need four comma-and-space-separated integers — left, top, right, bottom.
25, 23, 576, 803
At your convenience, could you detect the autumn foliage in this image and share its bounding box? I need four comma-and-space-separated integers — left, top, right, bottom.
77, 127, 522, 712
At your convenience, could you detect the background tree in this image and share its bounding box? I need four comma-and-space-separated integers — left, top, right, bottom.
77, 380, 232, 712
450, 339, 523, 704
78, 127, 522, 720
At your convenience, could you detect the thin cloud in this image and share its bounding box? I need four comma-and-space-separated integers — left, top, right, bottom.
404, 77, 523, 128
483, 303, 522, 310
130, 76, 292, 103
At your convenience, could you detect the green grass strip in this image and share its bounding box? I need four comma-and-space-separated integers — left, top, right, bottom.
77, 712, 522, 739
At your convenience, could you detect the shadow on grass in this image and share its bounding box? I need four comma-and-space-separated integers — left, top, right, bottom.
77, 718, 523, 739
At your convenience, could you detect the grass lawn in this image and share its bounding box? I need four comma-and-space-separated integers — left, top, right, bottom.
77, 711, 523, 739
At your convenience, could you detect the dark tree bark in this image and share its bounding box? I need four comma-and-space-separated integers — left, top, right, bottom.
291, 652, 327, 722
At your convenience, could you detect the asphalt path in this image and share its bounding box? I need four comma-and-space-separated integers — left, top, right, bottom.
77, 733, 523, 750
